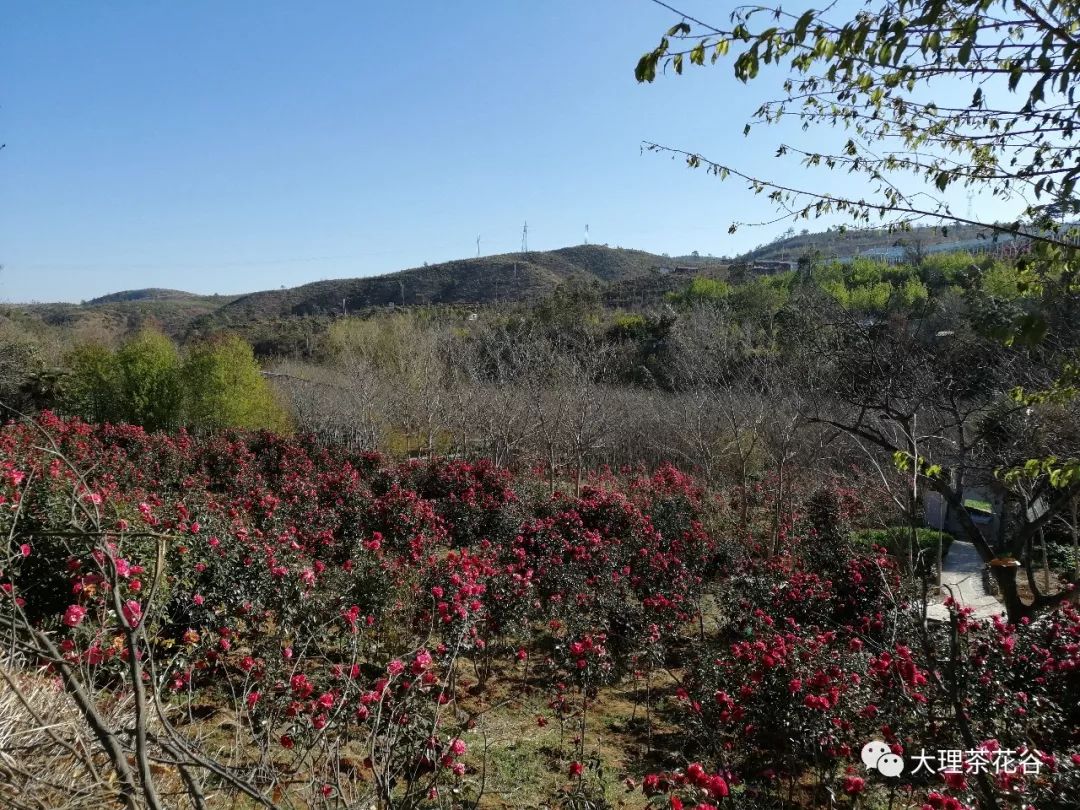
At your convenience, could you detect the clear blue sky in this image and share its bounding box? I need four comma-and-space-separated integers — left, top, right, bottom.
1, 1, 1013, 303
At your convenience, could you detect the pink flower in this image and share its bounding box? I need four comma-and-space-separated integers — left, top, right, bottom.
193, 594, 204, 606
122, 600, 142, 628
63, 604, 86, 627
449, 738, 467, 756
387, 659, 405, 676
569, 761, 584, 778
412, 649, 433, 673
19, 544, 30, 557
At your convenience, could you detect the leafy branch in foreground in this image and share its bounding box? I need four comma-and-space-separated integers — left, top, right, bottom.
637, 0, 1080, 240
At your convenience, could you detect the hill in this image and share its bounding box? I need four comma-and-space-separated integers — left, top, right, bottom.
737, 223, 1023, 264
6, 228, 1025, 352
9, 293, 243, 341
200, 245, 674, 325
4, 245, 688, 352
86, 288, 206, 305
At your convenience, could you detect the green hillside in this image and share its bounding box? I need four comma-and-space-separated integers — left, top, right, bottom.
200, 245, 670, 324
737, 223, 1018, 263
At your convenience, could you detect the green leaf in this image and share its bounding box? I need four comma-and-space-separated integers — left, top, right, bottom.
635, 41, 669, 83
794, 9, 815, 41
958, 39, 972, 66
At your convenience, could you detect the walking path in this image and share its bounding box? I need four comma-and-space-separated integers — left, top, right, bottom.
925, 540, 1005, 622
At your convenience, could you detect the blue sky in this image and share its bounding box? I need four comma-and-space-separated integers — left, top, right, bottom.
1, 1, 1016, 302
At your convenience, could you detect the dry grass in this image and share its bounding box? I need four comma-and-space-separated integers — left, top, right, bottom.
0, 656, 190, 810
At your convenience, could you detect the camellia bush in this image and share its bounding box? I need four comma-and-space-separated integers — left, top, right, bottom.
0, 413, 1078, 809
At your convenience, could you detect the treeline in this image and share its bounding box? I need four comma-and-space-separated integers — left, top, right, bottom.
0, 250, 1066, 488
268, 249, 1049, 469
18, 330, 289, 433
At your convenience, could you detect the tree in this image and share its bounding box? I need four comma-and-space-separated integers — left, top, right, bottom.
111, 329, 183, 431
0, 320, 52, 414
637, 0, 1080, 617
63, 330, 288, 434
636, 0, 1080, 241
64, 344, 118, 424
182, 335, 291, 433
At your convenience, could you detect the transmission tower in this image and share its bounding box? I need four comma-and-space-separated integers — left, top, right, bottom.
521, 221, 528, 254
585, 224, 589, 245
476, 234, 481, 258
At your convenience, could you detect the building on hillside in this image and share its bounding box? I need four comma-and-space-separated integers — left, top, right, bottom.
749, 259, 797, 274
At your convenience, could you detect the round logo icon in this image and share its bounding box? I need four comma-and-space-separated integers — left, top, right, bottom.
861, 740, 891, 769
861, 740, 905, 777
877, 752, 905, 778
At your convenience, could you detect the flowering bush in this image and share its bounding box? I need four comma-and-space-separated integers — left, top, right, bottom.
1, 415, 1078, 809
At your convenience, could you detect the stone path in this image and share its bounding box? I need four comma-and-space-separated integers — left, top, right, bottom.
925, 540, 1005, 622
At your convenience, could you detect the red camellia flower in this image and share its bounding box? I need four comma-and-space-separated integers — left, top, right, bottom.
706, 775, 729, 798
62, 604, 86, 627
411, 649, 433, 674
569, 761, 584, 778
842, 776, 866, 795
942, 771, 968, 791
122, 600, 142, 628
642, 773, 662, 795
